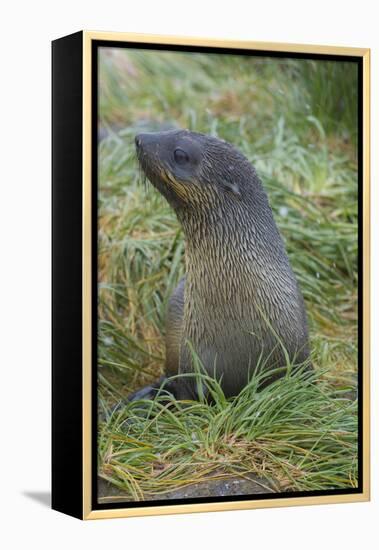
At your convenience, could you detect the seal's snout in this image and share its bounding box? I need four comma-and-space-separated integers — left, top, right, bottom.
135, 133, 158, 159
135, 135, 142, 149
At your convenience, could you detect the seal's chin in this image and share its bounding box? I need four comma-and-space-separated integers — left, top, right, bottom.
150, 171, 188, 208
136, 150, 188, 208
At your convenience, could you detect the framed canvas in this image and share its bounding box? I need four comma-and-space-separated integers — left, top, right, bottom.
52, 31, 370, 520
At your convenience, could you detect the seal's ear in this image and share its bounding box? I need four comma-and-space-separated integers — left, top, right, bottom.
220, 180, 242, 198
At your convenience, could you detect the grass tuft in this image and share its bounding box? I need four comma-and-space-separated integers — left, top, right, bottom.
98, 365, 357, 501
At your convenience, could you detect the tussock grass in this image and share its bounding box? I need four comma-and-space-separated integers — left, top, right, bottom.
98, 365, 357, 500
97, 48, 358, 499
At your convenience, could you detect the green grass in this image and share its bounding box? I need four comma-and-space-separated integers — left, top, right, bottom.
98, 365, 357, 501
97, 48, 359, 499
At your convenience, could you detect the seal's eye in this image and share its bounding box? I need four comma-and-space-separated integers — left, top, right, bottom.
174, 148, 189, 165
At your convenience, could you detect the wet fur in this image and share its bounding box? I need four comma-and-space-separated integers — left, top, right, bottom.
135, 130, 311, 400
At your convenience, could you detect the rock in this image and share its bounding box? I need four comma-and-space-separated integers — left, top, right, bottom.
97, 473, 276, 504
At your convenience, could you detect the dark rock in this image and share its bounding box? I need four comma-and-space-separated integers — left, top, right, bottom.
97, 473, 276, 504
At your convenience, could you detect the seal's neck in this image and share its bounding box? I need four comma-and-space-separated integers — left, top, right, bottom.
179, 191, 281, 258
182, 209, 285, 310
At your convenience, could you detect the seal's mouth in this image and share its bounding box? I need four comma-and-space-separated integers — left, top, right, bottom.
135, 134, 164, 190
135, 133, 162, 183
135, 133, 189, 205
134, 135, 150, 192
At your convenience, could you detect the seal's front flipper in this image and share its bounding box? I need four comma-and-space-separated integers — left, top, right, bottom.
127, 376, 175, 402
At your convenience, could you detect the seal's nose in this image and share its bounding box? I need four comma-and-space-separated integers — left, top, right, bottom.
135, 132, 161, 153
135, 135, 142, 149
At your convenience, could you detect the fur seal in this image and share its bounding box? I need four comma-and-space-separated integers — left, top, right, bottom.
134, 129, 311, 400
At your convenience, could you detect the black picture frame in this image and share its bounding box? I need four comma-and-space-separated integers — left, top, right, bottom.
52, 31, 370, 520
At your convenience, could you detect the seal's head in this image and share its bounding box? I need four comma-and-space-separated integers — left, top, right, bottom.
135, 129, 258, 212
